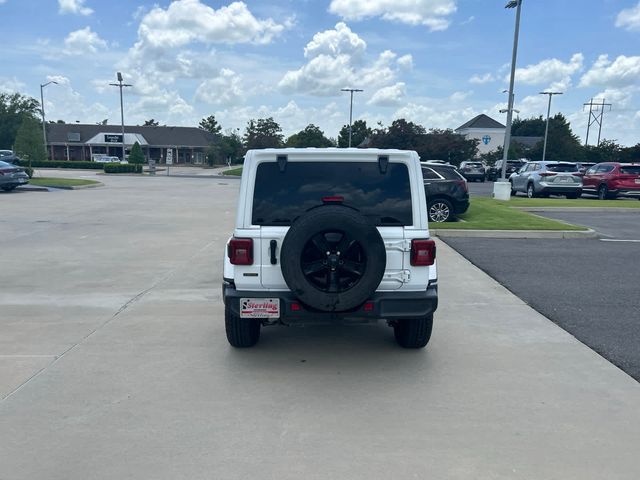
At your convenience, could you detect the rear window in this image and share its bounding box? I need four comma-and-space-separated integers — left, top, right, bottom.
620, 166, 640, 174
431, 166, 464, 180
507, 161, 525, 167
547, 163, 578, 173
466, 163, 483, 168
252, 161, 413, 226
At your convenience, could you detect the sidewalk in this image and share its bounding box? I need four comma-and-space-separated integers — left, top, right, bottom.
2, 237, 638, 479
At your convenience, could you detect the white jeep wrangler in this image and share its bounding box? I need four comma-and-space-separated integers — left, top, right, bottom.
222, 148, 438, 348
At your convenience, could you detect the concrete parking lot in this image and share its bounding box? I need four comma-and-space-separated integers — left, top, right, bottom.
1, 173, 640, 479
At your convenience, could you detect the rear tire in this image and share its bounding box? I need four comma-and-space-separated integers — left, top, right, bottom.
1, 185, 17, 192
428, 198, 454, 223
225, 303, 261, 348
598, 184, 608, 200
394, 315, 433, 349
526, 183, 536, 198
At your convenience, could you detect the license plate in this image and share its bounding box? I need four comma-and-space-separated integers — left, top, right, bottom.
635, 179, 640, 184
558, 177, 570, 183
240, 298, 280, 318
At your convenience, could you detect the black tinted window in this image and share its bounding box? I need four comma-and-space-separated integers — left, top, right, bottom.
547, 163, 578, 172
421, 167, 440, 179
252, 161, 413, 226
430, 166, 463, 180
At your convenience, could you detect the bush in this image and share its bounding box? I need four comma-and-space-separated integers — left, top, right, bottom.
14, 159, 104, 169
103, 163, 142, 174
129, 141, 145, 164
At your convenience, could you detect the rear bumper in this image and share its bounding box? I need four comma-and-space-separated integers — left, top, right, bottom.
223, 282, 438, 324
538, 184, 582, 195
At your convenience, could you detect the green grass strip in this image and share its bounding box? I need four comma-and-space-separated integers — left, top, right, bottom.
222, 167, 243, 176
433, 198, 587, 231
29, 177, 100, 188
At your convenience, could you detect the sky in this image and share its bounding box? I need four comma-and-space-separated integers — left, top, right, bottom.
1, 0, 639, 145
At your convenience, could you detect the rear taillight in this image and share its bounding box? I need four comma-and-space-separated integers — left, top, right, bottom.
539, 172, 554, 177
228, 237, 253, 265
410, 239, 436, 266
456, 179, 468, 193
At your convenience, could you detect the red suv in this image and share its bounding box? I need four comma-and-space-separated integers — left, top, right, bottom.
582, 163, 640, 200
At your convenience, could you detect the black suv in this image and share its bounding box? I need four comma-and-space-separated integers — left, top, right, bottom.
487, 159, 526, 181
421, 163, 470, 222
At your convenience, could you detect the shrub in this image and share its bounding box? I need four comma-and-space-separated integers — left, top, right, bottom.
14, 159, 103, 169
129, 142, 145, 164
103, 163, 142, 174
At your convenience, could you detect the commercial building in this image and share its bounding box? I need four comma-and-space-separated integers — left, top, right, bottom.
45, 124, 217, 164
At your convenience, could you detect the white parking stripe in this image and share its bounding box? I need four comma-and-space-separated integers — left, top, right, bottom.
600, 239, 640, 243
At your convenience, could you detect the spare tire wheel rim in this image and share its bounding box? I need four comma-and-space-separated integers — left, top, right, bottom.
280, 205, 387, 312
301, 230, 366, 293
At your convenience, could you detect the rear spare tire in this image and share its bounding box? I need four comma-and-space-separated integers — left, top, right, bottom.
280, 205, 386, 312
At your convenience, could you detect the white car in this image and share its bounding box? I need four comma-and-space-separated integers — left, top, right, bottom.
222, 148, 438, 348
93, 156, 126, 164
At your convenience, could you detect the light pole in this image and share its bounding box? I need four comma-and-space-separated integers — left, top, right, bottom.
341, 88, 363, 147
40, 81, 58, 158
493, 0, 524, 201
109, 72, 132, 161
539, 91, 562, 161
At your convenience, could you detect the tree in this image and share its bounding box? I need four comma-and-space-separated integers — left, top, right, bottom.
13, 116, 46, 162
337, 120, 371, 147
128, 141, 145, 164
244, 117, 284, 150
143, 119, 159, 126
369, 119, 426, 150
0, 92, 40, 150
285, 124, 335, 148
199, 115, 222, 135
620, 143, 640, 163
512, 114, 584, 162
414, 129, 479, 167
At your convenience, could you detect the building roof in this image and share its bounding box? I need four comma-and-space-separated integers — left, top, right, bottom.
45, 123, 217, 147
455, 114, 506, 131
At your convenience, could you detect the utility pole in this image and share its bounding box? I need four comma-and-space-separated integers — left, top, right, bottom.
40, 81, 58, 158
583, 98, 612, 146
341, 88, 363, 147
539, 91, 562, 161
109, 72, 132, 161
493, 0, 524, 201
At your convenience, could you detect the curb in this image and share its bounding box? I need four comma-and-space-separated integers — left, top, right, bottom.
16, 185, 50, 192
431, 228, 598, 239
515, 207, 640, 213
29, 182, 104, 190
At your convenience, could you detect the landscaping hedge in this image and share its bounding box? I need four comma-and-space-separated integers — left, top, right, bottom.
14, 160, 103, 170
103, 163, 143, 174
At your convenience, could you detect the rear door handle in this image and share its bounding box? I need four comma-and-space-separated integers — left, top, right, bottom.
269, 240, 277, 265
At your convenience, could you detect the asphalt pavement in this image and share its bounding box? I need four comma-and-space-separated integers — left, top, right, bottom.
2, 173, 640, 479
443, 232, 640, 381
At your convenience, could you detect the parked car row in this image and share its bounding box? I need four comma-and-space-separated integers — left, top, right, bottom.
0, 160, 29, 192
508, 161, 640, 200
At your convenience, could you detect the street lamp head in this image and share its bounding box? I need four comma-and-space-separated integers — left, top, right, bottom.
539, 91, 563, 95
505, 0, 520, 8
117, 72, 123, 82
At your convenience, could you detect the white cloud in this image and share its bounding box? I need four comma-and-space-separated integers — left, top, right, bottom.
63, 27, 107, 55
39, 76, 110, 124
368, 82, 406, 106
449, 91, 472, 102
328, 0, 457, 31
195, 69, 243, 106
0, 77, 26, 93
469, 73, 495, 84
579, 54, 640, 88
616, 2, 640, 31
136, 0, 289, 49
279, 23, 407, 97
397, 54, 413, 70
512, 53, 583, 89
58, 0, 93, 16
